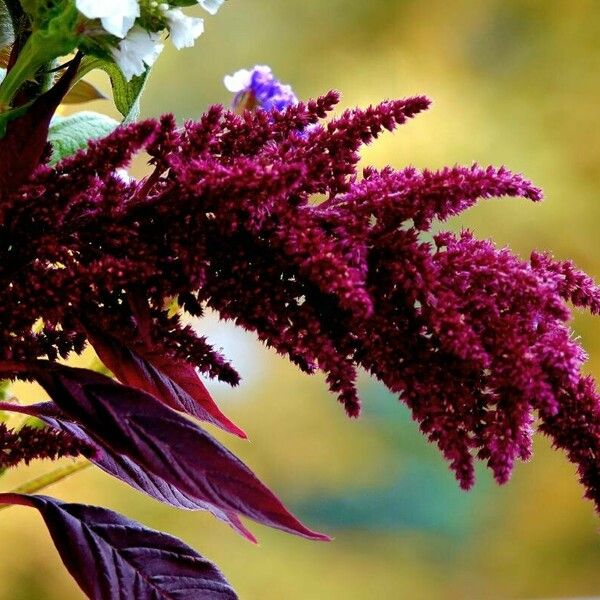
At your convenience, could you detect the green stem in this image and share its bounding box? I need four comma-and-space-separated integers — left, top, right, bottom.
0, 459, 91, 510
0, 32, 44, 110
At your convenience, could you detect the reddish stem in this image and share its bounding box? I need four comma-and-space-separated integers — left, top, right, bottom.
0, 402, 43, 416
0, 492, 33, 507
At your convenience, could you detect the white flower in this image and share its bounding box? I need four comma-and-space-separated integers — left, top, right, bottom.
223, 68, 253, 93
163, 9, 205, 50
111, 26, 164, 81
115, 168, 135, 183
198, 0, 225, 16
75, 0, 140, 38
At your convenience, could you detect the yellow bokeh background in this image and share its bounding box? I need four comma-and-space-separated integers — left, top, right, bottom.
2, 1, 600, 598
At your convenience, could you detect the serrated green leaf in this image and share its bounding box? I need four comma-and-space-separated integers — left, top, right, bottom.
48, 110, 118, 164
78, 57, 150, 123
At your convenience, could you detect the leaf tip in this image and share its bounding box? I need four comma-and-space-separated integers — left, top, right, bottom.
219, 416, 248, 439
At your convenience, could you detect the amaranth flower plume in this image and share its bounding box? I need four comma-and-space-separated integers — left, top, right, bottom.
1, 90, 600, 515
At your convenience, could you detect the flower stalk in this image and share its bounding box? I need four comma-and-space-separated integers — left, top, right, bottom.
0, 33, 44, 110
0, 459, 90, 511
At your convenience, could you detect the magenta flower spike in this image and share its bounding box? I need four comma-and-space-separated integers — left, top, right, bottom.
2, 89, 600, 509
0, 9, 599, 590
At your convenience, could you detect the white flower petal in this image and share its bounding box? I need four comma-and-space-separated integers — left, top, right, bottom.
76, 0, 140, 38
76, 0, 139, 19
165, 9, 204, 50
100, 15, 137, 38
223, 69, 252, 93
112, 26, 164, 81
198, 0, 225, 16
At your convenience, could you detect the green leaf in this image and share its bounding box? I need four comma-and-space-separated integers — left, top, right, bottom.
20, 0, 78, 32
79, 57, 150, 123
48, 110, 118, 164
62, 79, 107, 104
0, 379, 9, 402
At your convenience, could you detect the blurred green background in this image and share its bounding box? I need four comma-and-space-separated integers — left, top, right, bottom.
3, 0, 600, 598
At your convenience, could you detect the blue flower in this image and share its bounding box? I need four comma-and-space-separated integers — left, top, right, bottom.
224, 65, 298, 112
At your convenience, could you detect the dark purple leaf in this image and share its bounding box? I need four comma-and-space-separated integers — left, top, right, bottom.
32, 363, 329, 541
0, 56, 81, 198
44, 414, 257, 543
0, 493, 237, 600
86, 327, 247, 438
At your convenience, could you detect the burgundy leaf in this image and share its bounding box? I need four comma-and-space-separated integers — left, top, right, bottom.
43, 414, 257, 543
86, 327, 247, 438
32, 363, 329, 541
0, 55, 81, 199
0, 493, 237, 600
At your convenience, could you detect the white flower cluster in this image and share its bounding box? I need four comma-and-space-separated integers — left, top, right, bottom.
75, 0, 225, 80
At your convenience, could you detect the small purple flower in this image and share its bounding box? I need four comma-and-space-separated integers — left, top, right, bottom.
224, 65, 298, 112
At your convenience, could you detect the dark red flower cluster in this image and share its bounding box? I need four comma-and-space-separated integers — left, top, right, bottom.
0, 422, 92, 469
1, 91, 600, 513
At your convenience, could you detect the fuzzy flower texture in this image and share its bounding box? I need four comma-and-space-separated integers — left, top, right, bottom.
2, 70, 600, 516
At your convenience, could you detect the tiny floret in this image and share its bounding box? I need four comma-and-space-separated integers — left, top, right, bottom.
225, 65, 298, 112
